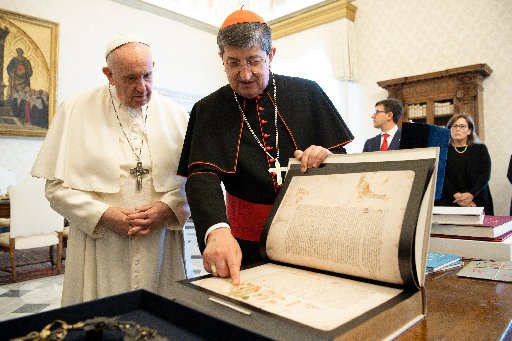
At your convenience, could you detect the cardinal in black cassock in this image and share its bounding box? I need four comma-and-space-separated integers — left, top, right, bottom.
178, 8, 354, 279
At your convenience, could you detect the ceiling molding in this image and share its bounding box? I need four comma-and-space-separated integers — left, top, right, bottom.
269, 0, 357, 40
110, 0, 356, 39
110, 0, 218, 34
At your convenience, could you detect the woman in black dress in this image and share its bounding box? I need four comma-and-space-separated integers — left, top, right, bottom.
436, 113, 494, 215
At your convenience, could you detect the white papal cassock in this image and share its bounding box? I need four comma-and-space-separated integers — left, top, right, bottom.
31, 85, 191, 306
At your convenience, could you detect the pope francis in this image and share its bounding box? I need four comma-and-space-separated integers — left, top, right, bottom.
31, 34, 191, 305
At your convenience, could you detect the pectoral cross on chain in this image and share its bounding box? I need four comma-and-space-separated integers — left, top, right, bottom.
130, 161, 149, 190
268, 159, 288, 186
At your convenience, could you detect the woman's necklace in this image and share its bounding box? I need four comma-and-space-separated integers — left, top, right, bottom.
454, 145, 468, 154
233, 77, 287, 185
109, 85, 149, 190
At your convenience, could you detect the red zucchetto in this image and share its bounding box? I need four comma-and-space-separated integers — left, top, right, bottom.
220, 8, 266, 29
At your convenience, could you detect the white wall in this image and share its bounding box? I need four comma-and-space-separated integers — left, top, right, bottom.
0, 0, 225, 181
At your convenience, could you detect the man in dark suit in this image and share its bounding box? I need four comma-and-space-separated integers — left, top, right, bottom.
363, 98, 403, 152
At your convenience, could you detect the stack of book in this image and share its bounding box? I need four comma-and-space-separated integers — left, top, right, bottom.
430, 214, 512, 261
431, 206, 485, 225
426, 251, 463, 273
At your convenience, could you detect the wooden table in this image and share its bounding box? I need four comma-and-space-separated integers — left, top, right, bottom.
0, 199, 9, 218
397, 263, 512, 340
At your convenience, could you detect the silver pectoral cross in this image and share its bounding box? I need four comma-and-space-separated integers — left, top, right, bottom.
268, 159, 288, 186
130, 161, 149, 190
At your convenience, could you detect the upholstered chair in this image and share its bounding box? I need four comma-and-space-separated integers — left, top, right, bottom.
0, 177, 64, 281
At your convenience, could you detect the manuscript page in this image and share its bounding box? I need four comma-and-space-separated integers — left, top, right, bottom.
266, 171, 414, 284
193, 263, 403, 331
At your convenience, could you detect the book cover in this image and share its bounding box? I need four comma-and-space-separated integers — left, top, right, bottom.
432, 206, 485, 225
426, 251, 461, 272
457, 260, 512, 282
176, 148, 439, 340
431, 215, 512, 238
431, 229, 512, 242
426, 259, 463, 273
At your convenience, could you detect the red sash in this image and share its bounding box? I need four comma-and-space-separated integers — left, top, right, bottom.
226, 192, 273, 241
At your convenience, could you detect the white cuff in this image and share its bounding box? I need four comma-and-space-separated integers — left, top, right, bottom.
204, 222, 231, 244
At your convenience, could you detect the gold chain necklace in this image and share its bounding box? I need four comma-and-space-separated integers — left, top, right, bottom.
109, 85, 149, 190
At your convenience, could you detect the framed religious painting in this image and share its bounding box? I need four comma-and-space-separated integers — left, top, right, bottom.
0, 9, 58, 138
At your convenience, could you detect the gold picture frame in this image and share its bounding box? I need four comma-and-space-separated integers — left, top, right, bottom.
0, 9, 58, 138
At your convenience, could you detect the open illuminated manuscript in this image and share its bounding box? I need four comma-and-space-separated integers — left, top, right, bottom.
182, 148, 439, 340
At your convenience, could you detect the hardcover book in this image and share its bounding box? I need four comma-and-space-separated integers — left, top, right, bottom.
176, 148, 439, 340
431, 215, 512, 238
431, 229, 512, 242
432, 206, 485, 225
430, 233, 512, 261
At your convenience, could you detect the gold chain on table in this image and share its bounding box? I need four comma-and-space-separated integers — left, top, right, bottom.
233, 77, 279, 163
11, 316, 168, 340
109, 85, 148, 162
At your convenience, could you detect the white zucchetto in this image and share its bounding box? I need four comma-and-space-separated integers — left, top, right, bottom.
104, 33, 150, 59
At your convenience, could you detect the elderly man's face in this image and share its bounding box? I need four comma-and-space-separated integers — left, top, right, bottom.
103, 43, 153, 108
222, 46, 274, 99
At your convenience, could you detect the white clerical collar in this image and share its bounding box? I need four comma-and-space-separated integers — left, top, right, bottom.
128, 107, 141, 118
